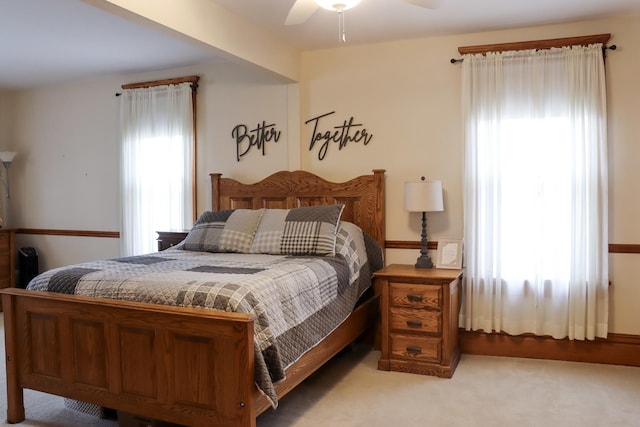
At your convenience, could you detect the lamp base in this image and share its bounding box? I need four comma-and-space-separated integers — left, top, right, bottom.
415, 254, 434, 269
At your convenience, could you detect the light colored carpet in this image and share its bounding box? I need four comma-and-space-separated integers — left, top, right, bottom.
1, 314, 639, 426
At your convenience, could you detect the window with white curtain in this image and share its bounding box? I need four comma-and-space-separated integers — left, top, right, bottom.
119, 82, 195, 256
461, 44, 609, 340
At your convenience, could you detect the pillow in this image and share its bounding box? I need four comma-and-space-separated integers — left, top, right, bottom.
194, 209, 235, 225
334, 221, 364, 277
250, 204, 344, 256
182, 209, 264, 253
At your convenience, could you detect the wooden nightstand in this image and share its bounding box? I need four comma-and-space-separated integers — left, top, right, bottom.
0, 228, 16, 311
156, 231, 189, 251
375, 264, 462, 378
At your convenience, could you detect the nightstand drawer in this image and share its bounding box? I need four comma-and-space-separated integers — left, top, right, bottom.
0, 229, 15, 311
0, 253, 9, 276
390, 334, 441, 362
0, 232, 9, 252
390, 306, 441, 334
390, 282, 441, 309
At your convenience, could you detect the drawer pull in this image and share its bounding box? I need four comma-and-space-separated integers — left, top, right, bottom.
406, 320, 423, 328
407, 294, 423, 302
406, 346, 422, 354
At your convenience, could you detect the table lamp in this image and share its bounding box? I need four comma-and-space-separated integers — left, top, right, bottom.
404, 177, 443, 268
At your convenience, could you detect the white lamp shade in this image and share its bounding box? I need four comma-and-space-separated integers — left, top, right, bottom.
315, 0, 361, 10
404, 180, 444, 212
0, 152, 17, 163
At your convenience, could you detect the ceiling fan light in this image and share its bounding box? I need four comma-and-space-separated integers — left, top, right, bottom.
315, 0, 361, 11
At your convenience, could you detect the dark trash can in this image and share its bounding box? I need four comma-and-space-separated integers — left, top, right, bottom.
18, 247, 38, 289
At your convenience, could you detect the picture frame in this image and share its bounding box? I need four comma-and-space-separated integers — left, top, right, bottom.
436, 238, 463, 269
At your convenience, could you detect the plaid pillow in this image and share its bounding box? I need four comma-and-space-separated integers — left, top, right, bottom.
250, 204, 345, 256
182, 209, 264, 253
194, 209, 235, 225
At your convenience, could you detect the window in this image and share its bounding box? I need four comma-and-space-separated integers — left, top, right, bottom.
119, 78, 198, 256
460, 44, 608, 340
481, 117, 572, 282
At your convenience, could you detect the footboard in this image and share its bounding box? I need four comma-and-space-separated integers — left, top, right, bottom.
1, 288, 256, 427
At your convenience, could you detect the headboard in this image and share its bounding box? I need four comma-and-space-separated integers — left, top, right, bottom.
210, 169, 386, 249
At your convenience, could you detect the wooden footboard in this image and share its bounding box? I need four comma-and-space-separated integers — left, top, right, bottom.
2, 288, 256, 427
2, 288, 379, 426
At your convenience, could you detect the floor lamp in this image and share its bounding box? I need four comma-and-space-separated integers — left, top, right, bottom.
404, 177, 443, 268
0, 151, 16, 228
0, 151, 17, 199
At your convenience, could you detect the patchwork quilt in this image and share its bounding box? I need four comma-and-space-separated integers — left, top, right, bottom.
27, 221, 383, 407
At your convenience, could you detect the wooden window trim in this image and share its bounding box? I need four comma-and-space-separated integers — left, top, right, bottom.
458, 33, 611, 55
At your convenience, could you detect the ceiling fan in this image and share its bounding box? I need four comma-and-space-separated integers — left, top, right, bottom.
285, 0, 440, 25
285, 0, 440, 42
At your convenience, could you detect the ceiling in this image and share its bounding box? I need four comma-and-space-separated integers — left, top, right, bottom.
0, 0, 216, 89
1, 0, 638, 89
215, 0, 638, 49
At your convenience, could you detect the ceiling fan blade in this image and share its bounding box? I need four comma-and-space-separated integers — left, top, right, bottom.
401, 0, 441, 9
285, 0, 320, 25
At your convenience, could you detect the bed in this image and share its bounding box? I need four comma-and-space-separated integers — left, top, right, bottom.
1, 169, 386, 427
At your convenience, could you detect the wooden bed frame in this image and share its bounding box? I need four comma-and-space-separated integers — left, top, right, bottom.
1, 169, 386, 427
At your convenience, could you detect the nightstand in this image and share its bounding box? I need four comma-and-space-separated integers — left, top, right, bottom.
156, 231, 189, 251
375, 264, 462, 378
0, 228, 16, 311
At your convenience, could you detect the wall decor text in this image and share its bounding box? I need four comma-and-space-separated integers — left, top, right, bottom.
305, 111, 373, 160
233, 121, 282, 161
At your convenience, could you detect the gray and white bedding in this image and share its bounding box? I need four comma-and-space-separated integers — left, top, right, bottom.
27, 215, 383, 407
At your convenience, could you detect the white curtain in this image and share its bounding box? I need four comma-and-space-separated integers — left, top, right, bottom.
120, 83, 194, 256
461, 44, 609, 340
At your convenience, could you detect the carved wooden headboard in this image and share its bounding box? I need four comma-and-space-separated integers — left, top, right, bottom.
210, 170, 386, 249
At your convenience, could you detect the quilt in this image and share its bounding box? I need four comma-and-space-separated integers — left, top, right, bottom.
27, 222, 383, 407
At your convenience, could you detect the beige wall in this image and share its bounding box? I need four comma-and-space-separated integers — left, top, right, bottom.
0, 91, 10, 146
0, 91, 13, 220
5, 15, 639, 335
298, 16, 640, 335
9, 62, 292, 271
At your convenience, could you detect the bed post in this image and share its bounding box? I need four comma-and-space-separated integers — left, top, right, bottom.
372, 169, 386, 250
211, 173, 222, 211
2, 293, 25, 423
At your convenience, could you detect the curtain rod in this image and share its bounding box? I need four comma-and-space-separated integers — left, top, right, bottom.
450, 44, 617, 64
114, 76, 200, 97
